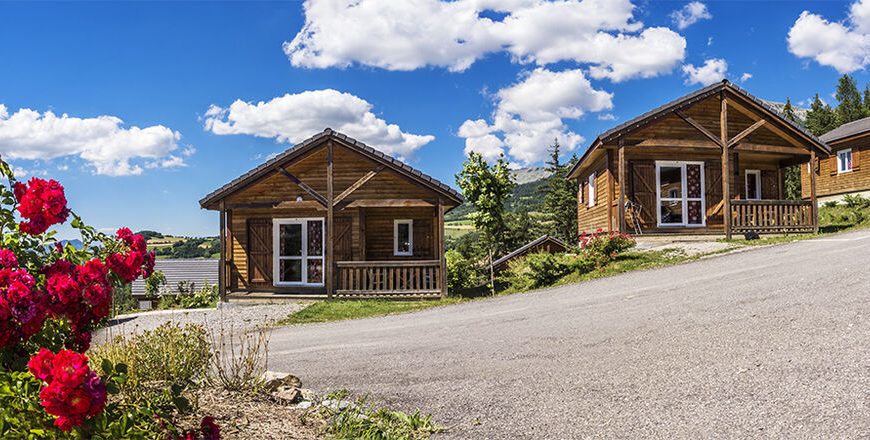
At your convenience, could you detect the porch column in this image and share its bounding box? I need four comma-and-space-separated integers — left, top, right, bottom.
776, 165, 784, 200
617, 138, 626, 233
218, 201, 227, 303
606, 149, 614, 232
810, 150, 818, 233
720, 93, 732, 240
437, 198, 447, 298
326, 141, 335, 299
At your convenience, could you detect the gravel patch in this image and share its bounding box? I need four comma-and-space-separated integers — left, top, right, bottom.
96, 302, 311, 342
634, 237, 738, 256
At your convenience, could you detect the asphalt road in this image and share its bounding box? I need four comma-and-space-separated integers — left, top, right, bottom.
269, 230, 870, 439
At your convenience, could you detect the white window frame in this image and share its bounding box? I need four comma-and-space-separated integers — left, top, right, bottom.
837, 148, 853, 174
587, 172, 596, 207
745, 169, 762, 200
273, 217, 325, 287
393, 219, 414, 256
655, 161, 706, 228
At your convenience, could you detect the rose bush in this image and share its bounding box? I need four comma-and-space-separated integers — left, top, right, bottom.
0, 159, 217, 439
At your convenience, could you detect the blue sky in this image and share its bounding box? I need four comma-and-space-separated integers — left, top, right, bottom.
0, 0, 867, 238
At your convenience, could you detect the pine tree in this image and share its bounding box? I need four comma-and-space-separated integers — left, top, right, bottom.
805, 94, 839, 136
781, 98, 802, 200
542, 140, 578, 243
835, 74, 866, 123
863, 84, 870, 117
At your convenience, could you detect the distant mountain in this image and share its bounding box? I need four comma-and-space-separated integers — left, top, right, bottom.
763, 100, 808, 125
58, 239, 84, 250
446, 166, 553, 221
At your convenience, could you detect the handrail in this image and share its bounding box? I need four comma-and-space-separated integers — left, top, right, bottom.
336, 260, 440, 268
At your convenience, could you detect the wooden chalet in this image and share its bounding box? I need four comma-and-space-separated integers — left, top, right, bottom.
567, 80, 831, 239
802, 116, 870, 202
200, 129, 463, 300
491, 235, 569, 273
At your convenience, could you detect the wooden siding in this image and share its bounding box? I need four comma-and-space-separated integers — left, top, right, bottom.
363, 207, 435, 260
801, 137, 868, 198
577, 156, 609, 233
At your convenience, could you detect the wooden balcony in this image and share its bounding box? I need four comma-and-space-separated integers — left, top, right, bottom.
729, 200, 816, 234
336, 260, 442, 299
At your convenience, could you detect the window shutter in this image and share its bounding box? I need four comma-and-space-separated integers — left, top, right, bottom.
246, 218, 273, 287
830, 150, 838, 176
853, 147, 861, 171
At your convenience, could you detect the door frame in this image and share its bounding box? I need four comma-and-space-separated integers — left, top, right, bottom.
272, 217, 325, 287
655, 161, 706, 228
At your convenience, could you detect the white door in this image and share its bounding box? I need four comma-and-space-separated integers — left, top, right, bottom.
656, 161, 705, 227
273, 218, 324, 286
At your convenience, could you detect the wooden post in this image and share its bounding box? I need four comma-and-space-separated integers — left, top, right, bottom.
617, 139, 626, 233
437, 198, 447, 298
720, 93, 732, 240
359, 208, 366, 261
226, 209, 233, 293
218, 202, 227, 303
606, 149, 614, 232
326, 141, 335, 299
810, 150, 818, 233
776, 165, 784, 200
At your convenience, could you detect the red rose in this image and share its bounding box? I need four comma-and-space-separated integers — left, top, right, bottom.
0, 249, 18, 268
29, 349, 107, 432
14, 178, 70, 235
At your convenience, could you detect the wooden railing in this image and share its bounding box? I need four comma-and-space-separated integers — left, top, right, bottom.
336, 260, 442, 298
730, 200, 816, 233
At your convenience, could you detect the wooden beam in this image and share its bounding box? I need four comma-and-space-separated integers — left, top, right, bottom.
218, 202, 227, 302
438, 198, 447, 299
634, 138, 719, 149
721, 93, 732, 240
776, 166, 784, 199
727, 99, 804, 148
326, 141, 335, 299
733, 143, 811, 156
810, 150, 818, 233
225, 200, 327, 210
617, 138, 627, 233
606, 149, 614, 232
728, 119, 766, 148
343, 198, 436, 208
276, 167, 328, 207
333, 165, 386, 206
676, 110, 724, 147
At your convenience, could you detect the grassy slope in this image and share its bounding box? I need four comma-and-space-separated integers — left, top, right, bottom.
277, 298, 468, 325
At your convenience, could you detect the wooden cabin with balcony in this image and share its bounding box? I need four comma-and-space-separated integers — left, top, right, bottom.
200, 129, 463, 300
567, 80, 831, 239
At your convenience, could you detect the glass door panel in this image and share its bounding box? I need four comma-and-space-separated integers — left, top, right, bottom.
274, 219, 325, 285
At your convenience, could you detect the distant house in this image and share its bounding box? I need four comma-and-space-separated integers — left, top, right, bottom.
492, 235, 569, 273
567, 80, 830, 238
801, 116, 870, 202
199, 129, 463, 300
130, 259, 218, 297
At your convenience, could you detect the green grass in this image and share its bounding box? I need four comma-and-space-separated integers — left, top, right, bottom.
277, 298, 467, 325
553, 249, 698, 286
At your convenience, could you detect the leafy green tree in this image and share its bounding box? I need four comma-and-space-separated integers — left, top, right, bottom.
782, 98, 802, 199
456, 152, 515, 293
835, 74, 866, 124
502, 209, 542, 252
864, 84, 870, 116
541, 140, 578, 242
805, 94, 839, 136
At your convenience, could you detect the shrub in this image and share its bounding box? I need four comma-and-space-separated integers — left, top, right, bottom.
842, 194, 870, 209
822, 200, 839, 208
499, 252, 592, 292
208, 324, 269, 395
145, 270, 167, 297
158, 282, 219, 310
579, 229, 636, 268
112, 284, 139, 316
318, 389, 440, 440
445, 249, 477, 294
90, 323, 211, 404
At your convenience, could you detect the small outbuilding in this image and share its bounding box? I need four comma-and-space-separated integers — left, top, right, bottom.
491, 235, 570, 273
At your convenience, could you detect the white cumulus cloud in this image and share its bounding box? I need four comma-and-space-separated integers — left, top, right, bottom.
788, 0, 870, 73
740, 72, 753, 82
671, 1, 712, 30
284, 0, 686, 82
459, 68, 612, 164
204, 89, 434, 158
0, 105, 183, 176
682, 58, 728, 86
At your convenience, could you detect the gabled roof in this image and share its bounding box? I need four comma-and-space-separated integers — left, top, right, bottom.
200, 129, 463, 209
130, 259, 218, 296
820, 115, 870, 143
492, 235, 570, 270
568, 80, 830, 179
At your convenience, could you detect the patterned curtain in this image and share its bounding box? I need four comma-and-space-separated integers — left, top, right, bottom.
687, 164, 702, 224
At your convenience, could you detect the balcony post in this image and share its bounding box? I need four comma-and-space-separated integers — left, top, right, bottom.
720, 92, 732, 240
810, 150, 818, 233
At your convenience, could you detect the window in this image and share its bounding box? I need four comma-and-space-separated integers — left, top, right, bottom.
273, 218, 324, 286
745, 170, 761, 200
587, 172, 596, 207
838, 149, 853, 173
394, 219, 413, 256
655, 161, 705, 227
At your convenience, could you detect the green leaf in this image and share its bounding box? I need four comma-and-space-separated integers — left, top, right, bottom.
101, 359, 114, 376
114, 363, 128, 375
